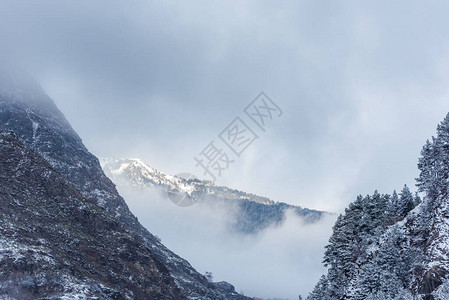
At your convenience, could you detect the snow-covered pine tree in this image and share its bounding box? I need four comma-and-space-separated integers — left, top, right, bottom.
393, 185, 417, 218
308, 113, 449, 299
307, 275, 331, 300
311, 192, 392, 299
417, 113, 449, 204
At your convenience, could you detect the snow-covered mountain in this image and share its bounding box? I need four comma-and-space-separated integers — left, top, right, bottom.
100, 157, 326, 234
100, 157, 274, 204
0, 65, 250, 299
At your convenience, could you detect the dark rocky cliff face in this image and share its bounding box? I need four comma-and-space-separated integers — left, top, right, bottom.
0, 132, 183, 299
0, 67, 249, 299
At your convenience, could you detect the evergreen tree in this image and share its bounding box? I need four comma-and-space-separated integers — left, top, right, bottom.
417, 113, 449, 203
398, 185, 417, 218
318, 192, 392, 299
413, 192, 422, 208
307, 275, 331, 300
353, 224, 419, 299
323, 214, 354, 298
387, 190, 401, 224
389, 186, 419, 220
389, 190, 399, 215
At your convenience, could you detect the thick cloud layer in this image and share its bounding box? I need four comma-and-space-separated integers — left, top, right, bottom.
2, 1, 449, 212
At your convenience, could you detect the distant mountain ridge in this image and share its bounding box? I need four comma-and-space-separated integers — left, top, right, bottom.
100, 157, 274, 205
101, 157, 327, 234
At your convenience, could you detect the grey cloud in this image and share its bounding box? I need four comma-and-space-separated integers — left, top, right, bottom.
1, 1, 449, 211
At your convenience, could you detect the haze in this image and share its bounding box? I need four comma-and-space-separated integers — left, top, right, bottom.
2, 1, 448, 210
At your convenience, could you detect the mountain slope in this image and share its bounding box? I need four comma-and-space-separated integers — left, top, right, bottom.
0, 66, 249, 299
0, 131, 184, 299
100, 157, 326, 234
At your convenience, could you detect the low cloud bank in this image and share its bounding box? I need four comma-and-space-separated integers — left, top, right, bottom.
119, 186, 336, 300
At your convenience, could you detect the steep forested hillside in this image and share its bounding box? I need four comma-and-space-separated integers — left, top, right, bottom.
308, 114, 449, 300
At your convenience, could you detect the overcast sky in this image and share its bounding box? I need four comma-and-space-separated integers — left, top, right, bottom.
3, 0, 449, 212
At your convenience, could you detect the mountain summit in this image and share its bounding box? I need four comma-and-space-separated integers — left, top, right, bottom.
100, 157, 326, 234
